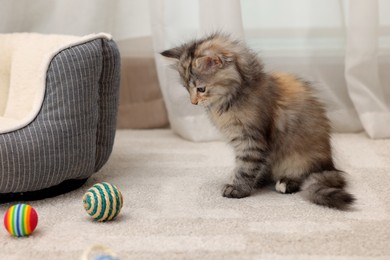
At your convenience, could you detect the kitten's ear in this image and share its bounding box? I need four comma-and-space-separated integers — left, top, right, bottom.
160, 46, 183, 60
194, 56, 223, 73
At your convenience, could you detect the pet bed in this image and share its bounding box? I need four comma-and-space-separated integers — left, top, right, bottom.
0, 33, 120, 201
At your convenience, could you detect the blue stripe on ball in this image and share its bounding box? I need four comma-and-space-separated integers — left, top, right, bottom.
95, 184, 107, 221
112, 186, 121, 219
16, 204, 22, 237
86, 195, 92, 211
91, 189, 99, 217
102, 183, 114, 220
83, 194, 90, 210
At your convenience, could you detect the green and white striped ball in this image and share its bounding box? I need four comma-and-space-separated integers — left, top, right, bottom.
83, 182, 123, 222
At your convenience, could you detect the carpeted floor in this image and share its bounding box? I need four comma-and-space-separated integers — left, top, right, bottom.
1, 129, 390, 259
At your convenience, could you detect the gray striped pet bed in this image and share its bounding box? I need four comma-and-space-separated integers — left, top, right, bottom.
0, 33, 120, 202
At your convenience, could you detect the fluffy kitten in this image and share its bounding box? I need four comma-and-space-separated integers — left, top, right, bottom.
161, 33, 355, 209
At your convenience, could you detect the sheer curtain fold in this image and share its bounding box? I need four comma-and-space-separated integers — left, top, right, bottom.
150, 0, 244, 141
345, 0, 390, 138
150, 0, 215, 141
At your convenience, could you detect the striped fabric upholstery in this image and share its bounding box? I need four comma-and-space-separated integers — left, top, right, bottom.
0, 38, 120, 193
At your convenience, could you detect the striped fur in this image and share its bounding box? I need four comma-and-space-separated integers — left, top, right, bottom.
162, 33, 355, 209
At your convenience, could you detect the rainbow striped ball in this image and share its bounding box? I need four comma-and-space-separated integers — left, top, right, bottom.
3, 204, 38, 237
83, 182, 123, 222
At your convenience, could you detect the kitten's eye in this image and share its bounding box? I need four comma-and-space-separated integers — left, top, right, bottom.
197, 87, 206, 93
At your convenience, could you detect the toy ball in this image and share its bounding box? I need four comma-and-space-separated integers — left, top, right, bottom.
83, 182, 123, 222
82, 244, 119, 260
3, 204, 38, 237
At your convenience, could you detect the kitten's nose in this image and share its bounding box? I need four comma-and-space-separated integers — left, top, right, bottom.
191, 99, 198, 105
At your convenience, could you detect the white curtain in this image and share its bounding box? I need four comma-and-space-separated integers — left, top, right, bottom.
151, 0, 390, 141
0, 0, 153, 61
1, 0, 389, 140
150, 0, 245, 141
345, 0, 390, 138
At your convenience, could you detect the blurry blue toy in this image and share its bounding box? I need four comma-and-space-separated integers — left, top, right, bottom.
82, 245, 119, 260
94, 255, 119, 260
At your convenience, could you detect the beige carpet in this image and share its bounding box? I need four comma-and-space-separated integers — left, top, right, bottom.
1, 129, 390, 259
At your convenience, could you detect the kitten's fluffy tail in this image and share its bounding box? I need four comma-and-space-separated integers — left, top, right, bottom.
301, 171, 355, 210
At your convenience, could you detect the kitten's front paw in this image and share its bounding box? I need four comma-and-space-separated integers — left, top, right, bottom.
222, 184, 251, 199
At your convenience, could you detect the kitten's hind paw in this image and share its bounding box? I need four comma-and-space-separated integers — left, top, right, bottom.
222, 184, 251, 198
275, 179, 301, 194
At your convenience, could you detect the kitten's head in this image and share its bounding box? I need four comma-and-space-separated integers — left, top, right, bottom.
161, 33, 255, 107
